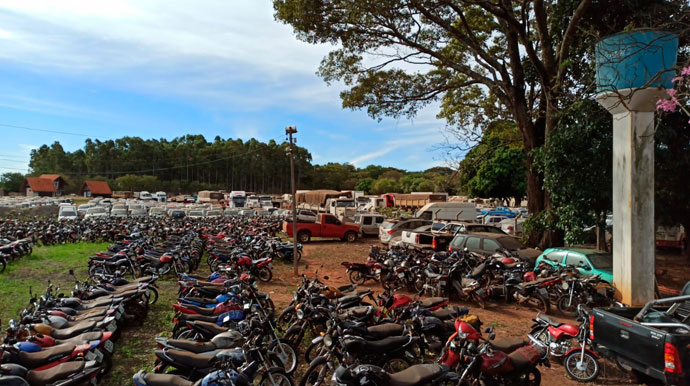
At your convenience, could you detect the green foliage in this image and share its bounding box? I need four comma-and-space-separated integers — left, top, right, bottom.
656, 112, 690, 240
354, 177, 374, 194
0, 172, 25, 192
531, 100, 612, 245
371, 178, 401, 195
459, 122, 525, 203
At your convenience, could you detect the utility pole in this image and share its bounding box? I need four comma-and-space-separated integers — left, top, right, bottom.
286, 126, 299, 275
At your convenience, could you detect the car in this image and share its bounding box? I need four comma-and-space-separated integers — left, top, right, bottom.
188, 210, 205, 219
499, 218, 525, 236
378, 218, 432, 245
206, 210, 222, 218
170, 210, 186, 219
483, 215, 509, 227
130, 209, 148, 217
111, 209, 128, 218
58, 206, 78, 221
84, 206, 109, 219
353, 214, 385, 236
534, 247, 613, 284
448, 232, 541, 264
77, 204, 93, 215
149, 207, 167, 217
224, 208, 241, 217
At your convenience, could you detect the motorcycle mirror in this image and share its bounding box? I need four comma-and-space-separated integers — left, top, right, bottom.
323, 276, 329, 280
484, 327, 494, 333
489, 332, 496, 340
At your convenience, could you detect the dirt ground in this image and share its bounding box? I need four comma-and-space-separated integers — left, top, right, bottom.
261, 237, 676, 386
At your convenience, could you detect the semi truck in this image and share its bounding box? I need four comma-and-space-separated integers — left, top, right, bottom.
296, 190, 357, 221
229, 191, 247, 208
381, 192, 447, 210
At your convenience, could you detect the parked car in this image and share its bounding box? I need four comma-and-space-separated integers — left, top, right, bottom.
77, 204, 93, 215
130, 208, 148, 218
534, 248, 613, 284
283, 213, 360, 243
170, 209, 186, 219
404, 222, 507, 251
353, 214, 385, 236
57, 205, 78, 221
149, 207, 167, 217
206, 210, 222, 218
188, 209, 206, 219
483, 215, 509, 227
378, 218, 432, 245
84, 206, 108, 219
499, 218, 525, 236
224, 208, 241, 217
284, 209, 318, 223
448, 232, 540, 263
111, 208, 128, 218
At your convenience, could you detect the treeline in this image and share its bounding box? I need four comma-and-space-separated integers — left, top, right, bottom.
6, 134, 458, 195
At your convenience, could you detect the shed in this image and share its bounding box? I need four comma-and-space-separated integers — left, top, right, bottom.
22, 177, 57, 197
81, 181, 112, 198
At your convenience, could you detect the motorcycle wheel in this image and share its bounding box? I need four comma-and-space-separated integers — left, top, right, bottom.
348, 270, 366, 285
519, 367, 541, 386
304, 340, 324, 363
147, 287, 159, 305
295, 250, 302, 262
268, 340, 298, 374
299, 357, 332, 386
556, 294, 579, 317
260, 297, 276, 316
0, 259, 5, 273
257, 267, 273, 282
277, 307, 296, 329
260, 368, 293, 386
525, 294, 550, 314
564, 350, 599, 382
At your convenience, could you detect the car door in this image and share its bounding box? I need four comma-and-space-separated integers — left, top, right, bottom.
449, 235, 467, 252
362, 216, 374, 234
322, 215, 342, 238
481, 238, 502, 254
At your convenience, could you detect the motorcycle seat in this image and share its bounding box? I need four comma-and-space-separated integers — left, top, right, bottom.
51, 321, 96, 339
25, 360, 85, 386
179, 296, 216, 305
420, 297, 447, 309
141, 373, 193, 386
537, 315, 562, 327
177, 304, 216, 316
177, 313, 219, 324
432, 308, 462, 320
508, 345, 544, 371
166, 339, 216, 354
191, 321, 228, 335
340, 306, 372, 319
388, 364, 445, 386
163, 349, 213, 369
54, 331, 104, 345
19, 344, 75, 368
366, 323, 404, 339
345, 335, 414, 354
490, 337, 527, 353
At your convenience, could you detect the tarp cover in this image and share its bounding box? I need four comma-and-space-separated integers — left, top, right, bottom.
296, 190, 352, 207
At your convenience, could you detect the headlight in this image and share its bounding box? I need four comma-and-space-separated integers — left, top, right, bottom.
562, 282, 569, 290
293, 292, 298, 301
296, 309, 304, 319
323, 334, 333, 347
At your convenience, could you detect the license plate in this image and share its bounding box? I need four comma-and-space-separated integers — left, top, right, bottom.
103, 339, 114, 354
85, 351, 96, 361
106, 322, 117, 332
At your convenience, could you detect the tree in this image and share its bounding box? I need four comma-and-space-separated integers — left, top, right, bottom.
459, 121, 525, 205
371, 178, 401, 194
530, 99, 612, 247
0, 172, 25, 192
354, 177, 374, 194
273, 0, 685, 247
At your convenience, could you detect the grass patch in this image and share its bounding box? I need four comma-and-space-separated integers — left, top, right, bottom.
0, 242, 109, 325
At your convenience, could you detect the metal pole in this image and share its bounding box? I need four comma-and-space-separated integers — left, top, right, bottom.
286, 126, 299, 275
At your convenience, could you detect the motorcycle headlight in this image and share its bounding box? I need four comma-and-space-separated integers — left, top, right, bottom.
296, 309, 304, 320
324, 334, 333, 347
562, 281, 569, 290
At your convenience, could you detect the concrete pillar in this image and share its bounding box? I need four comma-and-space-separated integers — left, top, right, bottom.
597, 88, 662, 305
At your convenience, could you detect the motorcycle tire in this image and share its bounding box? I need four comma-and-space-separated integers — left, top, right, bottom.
564, 350, 599, 382
257, 266, 273, 282
268, 339, 298, 374
304, 340, 324, 363
348, 270, 366, 285
277, 307, 296, 330
295, 250, 302, 262
260, 297, 276, 316
260, 368, 293, 386
147, 287, 159, 305
298, 356, 332, 386
472, 292, 487, 309
525, 293, 550, 314
519, 368, 541, 386
0, 259, 5, 273
556, 294, 579, 317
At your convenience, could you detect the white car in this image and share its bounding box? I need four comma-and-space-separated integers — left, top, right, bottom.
483, 215, 508, 227
85, 207, 109, 219
188, 210, 205, 219
58, 206, 78, 221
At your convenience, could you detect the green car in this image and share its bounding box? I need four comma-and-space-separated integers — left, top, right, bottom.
534, 248, 613, 284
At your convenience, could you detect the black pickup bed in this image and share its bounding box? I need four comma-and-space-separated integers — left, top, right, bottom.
591, 285, 690, 384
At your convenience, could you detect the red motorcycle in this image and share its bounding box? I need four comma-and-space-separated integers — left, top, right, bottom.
376, 288, 449, 321
440, 320, 548, 386
341, 259, 382, 285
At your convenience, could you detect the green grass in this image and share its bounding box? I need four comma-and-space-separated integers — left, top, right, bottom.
0, 242, 183, 385
0, 242, 109, 325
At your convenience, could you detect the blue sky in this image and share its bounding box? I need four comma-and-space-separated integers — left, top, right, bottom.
0, 1, 452, 175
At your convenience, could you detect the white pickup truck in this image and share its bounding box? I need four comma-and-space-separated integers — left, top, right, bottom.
401, 221, 508, 250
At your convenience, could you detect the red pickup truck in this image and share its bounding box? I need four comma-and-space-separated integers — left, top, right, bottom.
283, 213, 360, 243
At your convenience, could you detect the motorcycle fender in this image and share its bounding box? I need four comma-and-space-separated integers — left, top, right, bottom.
564, 347, 599, 359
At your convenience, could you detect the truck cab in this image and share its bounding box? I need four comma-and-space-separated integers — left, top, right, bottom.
327, 197, 357, 221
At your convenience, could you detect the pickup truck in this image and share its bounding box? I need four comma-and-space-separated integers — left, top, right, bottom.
591, 282, 690, 385
282, 213, 360, 243
400, 222, 507, 251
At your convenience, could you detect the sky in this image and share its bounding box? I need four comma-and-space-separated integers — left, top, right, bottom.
0, 0, 452, 176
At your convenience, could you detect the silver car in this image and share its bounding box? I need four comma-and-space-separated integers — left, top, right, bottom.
378, 218, 431, 245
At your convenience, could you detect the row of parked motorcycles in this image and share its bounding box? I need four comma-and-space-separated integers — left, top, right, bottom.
0, 227, 205, 385
0, 237, 33, 273
342, 245, 619, 316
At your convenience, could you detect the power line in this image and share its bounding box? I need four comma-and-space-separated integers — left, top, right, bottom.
0, 123, 111, 139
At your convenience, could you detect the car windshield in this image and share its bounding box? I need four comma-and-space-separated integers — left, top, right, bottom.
336, 201, 356, 207
61, 210, 76, 216
112, 210, 126, 214
586, 253, 613, 269
190, 211, 204, 216
88, 208, 105, 214
497, 236, 523, 250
